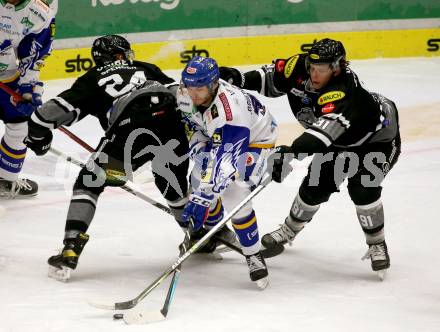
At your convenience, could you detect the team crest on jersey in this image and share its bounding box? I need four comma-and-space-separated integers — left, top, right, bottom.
322, 103, 335, 114
318, 91, 345, 105
0, 63, 7, 72
284, 55, 299, 78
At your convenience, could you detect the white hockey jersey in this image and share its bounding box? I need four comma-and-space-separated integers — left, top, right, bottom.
0, 0, 56, 84
178, 79, 278, 195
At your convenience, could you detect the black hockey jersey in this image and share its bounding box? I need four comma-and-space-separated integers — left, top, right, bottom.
31, 60, 176, 133
236, 53, 399, 153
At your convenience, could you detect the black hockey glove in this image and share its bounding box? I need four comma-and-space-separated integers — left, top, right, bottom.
219, 67, 245, 88
24, 131, 53, 156
269, 145, 294, 183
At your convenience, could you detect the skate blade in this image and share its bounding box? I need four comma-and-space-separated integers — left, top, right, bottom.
48, 265, 71, 282
123, 309, 166, 324
255, 277, 269, 290
376, 269, 387, 281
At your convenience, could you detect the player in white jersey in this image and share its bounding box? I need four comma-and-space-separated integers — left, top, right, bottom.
0, 0, 56, 198
177, 56, 278, 289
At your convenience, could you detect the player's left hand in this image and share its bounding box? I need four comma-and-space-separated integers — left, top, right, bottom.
16, 82, 43, 116
181, 191, 214, 232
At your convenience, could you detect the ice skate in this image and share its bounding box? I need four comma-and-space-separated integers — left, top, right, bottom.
362, 240, 390, 280
0, 177, 38, 199
245, 251, 269, 290
48, 232, 89, 281
261, 222, 298, 257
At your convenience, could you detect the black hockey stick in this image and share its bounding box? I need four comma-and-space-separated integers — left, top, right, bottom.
50, 147, 171, 215
116, 226, 193, 324
88, 175, 272, 311
52, 145, 280, 258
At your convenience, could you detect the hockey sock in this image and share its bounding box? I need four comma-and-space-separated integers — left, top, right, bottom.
285, 193, 320, 231
232, 210, 259, 255
355, 199, 385, 244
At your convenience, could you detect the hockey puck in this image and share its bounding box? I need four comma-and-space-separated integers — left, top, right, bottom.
113, 313, 124, 320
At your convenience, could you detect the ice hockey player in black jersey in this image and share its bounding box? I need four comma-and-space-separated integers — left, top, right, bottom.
220, 38, 401, 279
24, 35, 190, 280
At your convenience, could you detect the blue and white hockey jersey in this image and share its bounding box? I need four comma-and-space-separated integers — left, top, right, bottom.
0, 0, 56, 85
177, 79, 278, 196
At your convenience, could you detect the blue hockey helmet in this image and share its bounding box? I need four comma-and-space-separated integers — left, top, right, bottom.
181, 56, 219, 88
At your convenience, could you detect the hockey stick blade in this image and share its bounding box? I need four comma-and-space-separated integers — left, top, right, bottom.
87, 299, 117, 310
89, 176, 272, 311
123, 309, 166, 324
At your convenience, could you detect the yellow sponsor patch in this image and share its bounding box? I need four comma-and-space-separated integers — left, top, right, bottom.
310, 53, 320, 60
284, 55, 299, 78
318, 91, 345, 105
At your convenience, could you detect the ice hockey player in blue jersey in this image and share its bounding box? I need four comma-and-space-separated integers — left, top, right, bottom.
178, 56, 279, 289
0, 0, 56, 198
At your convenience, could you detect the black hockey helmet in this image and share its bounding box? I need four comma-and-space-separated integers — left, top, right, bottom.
306, 38, 346, 70
91, 35, 134, 67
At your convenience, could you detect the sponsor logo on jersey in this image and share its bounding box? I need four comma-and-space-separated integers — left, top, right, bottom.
212, 132, 222, 145
50, 22, 56, 37
302, 95, 311, 105
219, 92, 233, 121
0, 40, 12, 53
322, 102, 335, 114
318, 91, 345, 105
0, 63, 8, 72
29, 7, 47, 22
246, 153, 254, 165
275, 59, 285, 72
21, 17, 34, 30
284, 55, 299, 78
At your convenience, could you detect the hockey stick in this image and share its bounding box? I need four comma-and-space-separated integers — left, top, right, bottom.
0, 81, 22, 104
118, 225, 193, 324
50, 145, 242, 251
50, 147, 171, 215
88, 174, 272, 311
0, 82, 93, 150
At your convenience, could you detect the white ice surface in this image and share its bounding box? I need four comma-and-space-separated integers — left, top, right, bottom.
0, 58, 440, 332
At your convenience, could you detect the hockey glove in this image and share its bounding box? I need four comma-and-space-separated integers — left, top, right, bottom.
24, 131, 53, 156
269, 145, 294, 183
16, 82, 43, 116
219, 67, 245, 88
181, 192, 214, 232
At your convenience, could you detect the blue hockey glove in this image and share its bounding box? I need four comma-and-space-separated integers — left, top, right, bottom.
16, 82, 43, 116
181, 192, 214, 232
269, 145, 294, 183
